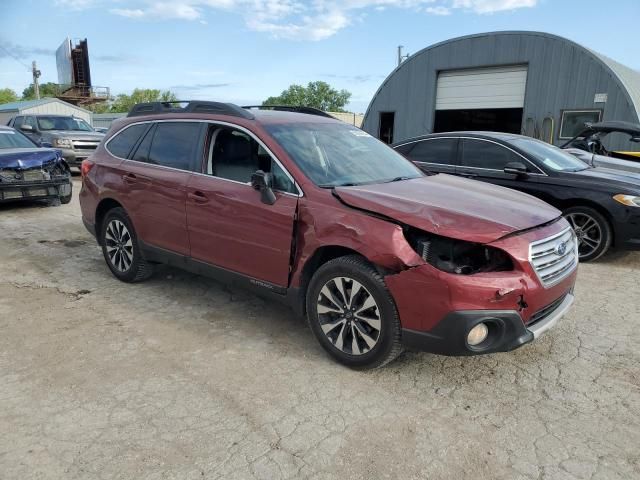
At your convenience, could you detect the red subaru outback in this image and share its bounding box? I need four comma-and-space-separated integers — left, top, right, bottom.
80, 102, 578, 369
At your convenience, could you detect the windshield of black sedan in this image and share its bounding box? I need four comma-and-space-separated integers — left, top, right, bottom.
0, 129, 38, 149
37, 116, 94, 132
508, 137, 589, 172
265, 122, 423, 187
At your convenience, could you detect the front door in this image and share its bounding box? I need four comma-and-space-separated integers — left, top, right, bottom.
456, 138, 543, 198
186, 124, 299, 286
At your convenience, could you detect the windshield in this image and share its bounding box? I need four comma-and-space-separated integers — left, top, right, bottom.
37, 116, 94, 132
265, 122, 423, 187
508, 137, 589, 172
0, 129, 38, 149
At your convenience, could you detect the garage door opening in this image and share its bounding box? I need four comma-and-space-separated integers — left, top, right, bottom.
434, 65, 527, 134
433, 108, 523, 134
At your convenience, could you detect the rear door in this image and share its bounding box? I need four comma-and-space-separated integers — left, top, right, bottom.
117, 121, 206, 256
397, 137, 459, 174
186, 123, 298, 287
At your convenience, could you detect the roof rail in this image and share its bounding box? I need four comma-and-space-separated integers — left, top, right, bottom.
242, 105, 334, 118
127, 101, 255, 119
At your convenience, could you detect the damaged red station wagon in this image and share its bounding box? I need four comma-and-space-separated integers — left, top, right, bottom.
80, 101, 578, 369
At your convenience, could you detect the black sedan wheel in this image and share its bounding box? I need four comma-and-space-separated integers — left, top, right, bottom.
563, 206, 612, 262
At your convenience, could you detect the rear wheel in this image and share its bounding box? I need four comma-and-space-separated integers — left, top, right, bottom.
563, 206, 612, 262
101, 207, 153, 282
306, 255, 402, 369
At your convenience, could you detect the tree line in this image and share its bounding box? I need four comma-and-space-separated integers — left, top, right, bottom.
0, 80, 352, 113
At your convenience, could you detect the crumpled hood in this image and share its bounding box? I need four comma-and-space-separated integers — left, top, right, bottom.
0, 148, 62, 170
333, 175, 561, 244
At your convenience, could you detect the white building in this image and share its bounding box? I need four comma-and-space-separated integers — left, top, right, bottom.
0, 98, 92, 126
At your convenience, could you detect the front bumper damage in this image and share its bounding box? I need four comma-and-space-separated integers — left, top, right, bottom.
0, 178, 71, 202
401, 293, 574, 355
385, 220, 578, 356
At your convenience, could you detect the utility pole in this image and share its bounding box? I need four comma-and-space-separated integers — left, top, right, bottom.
32, 61, 41, 99
397, 45, 409, 67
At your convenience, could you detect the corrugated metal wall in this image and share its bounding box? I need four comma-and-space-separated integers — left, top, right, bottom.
362, 32, 640, 151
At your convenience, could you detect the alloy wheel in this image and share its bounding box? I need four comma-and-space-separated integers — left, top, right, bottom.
316, 276, 381, 355
105, 219, 134, 273
564, 212, 602, 259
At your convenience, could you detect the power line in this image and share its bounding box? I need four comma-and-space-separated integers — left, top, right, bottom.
0, 44, 31, 71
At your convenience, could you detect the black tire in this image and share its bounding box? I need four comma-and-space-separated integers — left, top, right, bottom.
59, 181, 72, 204
563, 206, 612, 262
100, 207, 153, 282
305, 255, 402, 369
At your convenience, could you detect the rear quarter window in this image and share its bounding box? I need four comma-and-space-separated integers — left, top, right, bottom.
106, 124, 148, 158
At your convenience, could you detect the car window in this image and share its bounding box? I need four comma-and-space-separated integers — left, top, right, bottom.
36, 116, 93, 131
147, 122, 202, 171
406, 138, 457, 165
107, 124, 148, 158
265, 122, 422, 188
0, 129, 38, 148
131, 125, 155, 162
207, 126, 296, 194
12, 116, 24, 129
461, 139, 523, 170
508, 137, 589, 172
24, 117, 37, 129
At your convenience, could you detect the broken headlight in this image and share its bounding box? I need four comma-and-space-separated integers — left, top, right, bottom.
407, 231, 513, 275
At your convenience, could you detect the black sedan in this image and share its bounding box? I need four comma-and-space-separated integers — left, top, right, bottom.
393, 132, 640, 261
0, 126, 73, 205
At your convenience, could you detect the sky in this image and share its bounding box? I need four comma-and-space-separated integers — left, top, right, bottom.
1, 0, 639, 113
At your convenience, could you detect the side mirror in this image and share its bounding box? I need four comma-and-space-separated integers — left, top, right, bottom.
504, 162, 528, 177
251, 170, 277, 205
20, 124, 34, 132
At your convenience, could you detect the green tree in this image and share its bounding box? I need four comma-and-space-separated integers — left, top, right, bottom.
109, 89, 178, 113
0, 88, 19, 104
263, 81, 352, 112
21, 82, 61, 100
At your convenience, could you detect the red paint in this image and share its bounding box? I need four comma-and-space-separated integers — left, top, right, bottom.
80, 111, 577, 340
334, 175, 560, 244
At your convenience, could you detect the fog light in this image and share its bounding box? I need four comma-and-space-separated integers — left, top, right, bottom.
467, 323, 489, 346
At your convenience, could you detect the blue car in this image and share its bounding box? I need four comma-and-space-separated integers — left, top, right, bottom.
0, 126, 73, 204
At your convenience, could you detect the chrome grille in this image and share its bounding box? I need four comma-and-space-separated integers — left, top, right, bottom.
529, 228, 578, 288
72, 140, 100, 151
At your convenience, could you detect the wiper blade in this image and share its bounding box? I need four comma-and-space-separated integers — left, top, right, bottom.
384, 176, 416, 183
318, 182, 361, 188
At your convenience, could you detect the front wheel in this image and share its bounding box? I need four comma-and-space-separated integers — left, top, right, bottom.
563, 206, 612, 262
305, 255, 403, 369
59, 181, 72, 204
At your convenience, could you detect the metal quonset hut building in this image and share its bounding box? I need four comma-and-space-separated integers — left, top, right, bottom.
0, 98, 92, 126
363, 31, 640, 151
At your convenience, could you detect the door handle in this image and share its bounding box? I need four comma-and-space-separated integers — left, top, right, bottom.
122, 173, 151, 187
188, 191, 209, 203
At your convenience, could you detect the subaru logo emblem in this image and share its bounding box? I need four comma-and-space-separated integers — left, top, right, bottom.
555, 241, 567, 256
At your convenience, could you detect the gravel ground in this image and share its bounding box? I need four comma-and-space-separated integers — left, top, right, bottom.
1, 177, 639, 480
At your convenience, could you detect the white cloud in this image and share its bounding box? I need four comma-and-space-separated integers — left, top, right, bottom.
425, 5, 451, 14
108, 0, 538, 40
451, 0, 536, 14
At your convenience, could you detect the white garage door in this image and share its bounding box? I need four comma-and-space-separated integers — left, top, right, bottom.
435, 65, 528, 110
